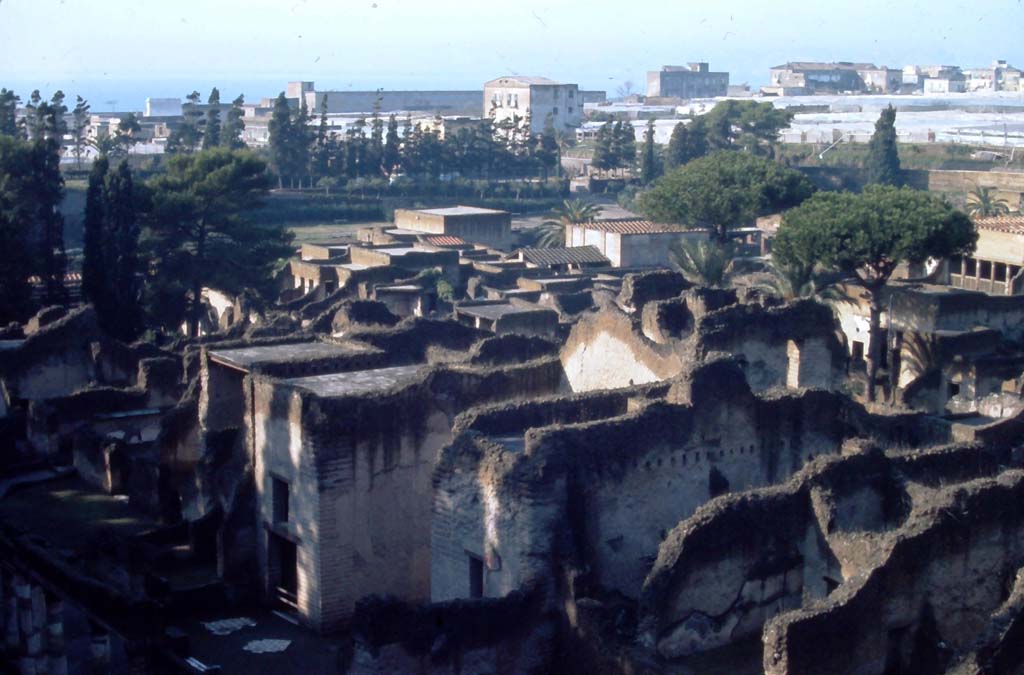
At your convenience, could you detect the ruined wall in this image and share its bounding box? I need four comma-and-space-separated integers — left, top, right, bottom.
0, 307, 101, 401
432, 360, 860, 609
561, 310, 683, 392
761, 467, 1024, 675
694, 299, 846, 392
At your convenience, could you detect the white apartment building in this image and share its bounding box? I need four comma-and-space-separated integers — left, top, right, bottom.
483, 76, 582, 135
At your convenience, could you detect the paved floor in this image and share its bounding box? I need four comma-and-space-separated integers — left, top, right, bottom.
177, 608, 347, 674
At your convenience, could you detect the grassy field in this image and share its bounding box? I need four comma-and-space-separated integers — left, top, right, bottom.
287, 221, 383, 246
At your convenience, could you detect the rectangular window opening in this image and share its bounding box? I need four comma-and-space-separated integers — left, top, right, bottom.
468, 554, 484, 599
272, 477, 290, 523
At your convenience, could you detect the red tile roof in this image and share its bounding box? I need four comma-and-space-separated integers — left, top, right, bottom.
973, 215, 1024, 235
577, 219, 688, 234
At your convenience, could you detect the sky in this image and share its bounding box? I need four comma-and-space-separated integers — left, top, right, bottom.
1, 0, 1023, 110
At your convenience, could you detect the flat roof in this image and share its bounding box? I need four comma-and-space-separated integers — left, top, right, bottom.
209, 342, 369, 370
286, 364, 424, 398
417, 206, 507, 216
458, 303, 541, 321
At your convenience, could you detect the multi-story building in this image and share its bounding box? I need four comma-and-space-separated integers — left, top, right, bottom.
483, 76, 581, 135
765, 62, 901, 95
646, 63, 730, 100
965, 60, 1022, 92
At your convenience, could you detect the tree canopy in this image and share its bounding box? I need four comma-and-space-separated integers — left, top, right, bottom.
774, 185, 975, 401
145, 149, 293, 335
773, 186, 975, 290
636, 151, 814, 240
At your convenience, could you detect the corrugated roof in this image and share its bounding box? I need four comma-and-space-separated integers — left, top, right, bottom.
422, 235, 469, 246
517, 246, 609, 266
577, 219, 689, 234
974, 215, 1024, 234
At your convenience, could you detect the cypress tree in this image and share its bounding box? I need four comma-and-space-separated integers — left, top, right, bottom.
592, 122, 613, 174
0, 89, 20, 138
619, 121, 637, 174
222, 94, 246, 150
202, 87, 222, 150
268, 93, 294, 187
865, 105, 902, 186
104, 161, 142, 341
641, 118, 661, 184
383, 114, 400, 177
666, 118, 709, 169
82, 156, 110, 311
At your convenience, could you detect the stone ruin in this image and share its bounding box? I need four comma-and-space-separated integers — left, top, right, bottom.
0, 266, 1023, 674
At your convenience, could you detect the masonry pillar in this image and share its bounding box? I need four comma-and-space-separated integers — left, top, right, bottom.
4, 572, 18, 659
15, 576, 38, 675
45, 596, 66, 675
30, 585, 47, 675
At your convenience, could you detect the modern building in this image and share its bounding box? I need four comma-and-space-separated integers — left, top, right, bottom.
565, 219, 708, 268
765, 62, 901, 95
286, 81, 482, 116
965, 60, 1022, 92
646, 63, 729, 100
144, 98, 182, 117
393, 206, 513, 250
483, 76, 581, 135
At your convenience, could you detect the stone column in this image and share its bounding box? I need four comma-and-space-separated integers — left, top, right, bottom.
45, 597, 66, 675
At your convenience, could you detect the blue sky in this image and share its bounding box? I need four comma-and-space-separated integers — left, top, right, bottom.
1, 0, 1022, 108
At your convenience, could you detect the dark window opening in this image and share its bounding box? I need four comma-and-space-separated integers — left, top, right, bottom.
949, 381, 960, 397
851, 340, 865, 363
468, 554, 484, 599
995, 263, 1008, 282
949, 256, 962, 275
965, 257, 977, 276
272, 477, 289, 523
979, 260, 992, 280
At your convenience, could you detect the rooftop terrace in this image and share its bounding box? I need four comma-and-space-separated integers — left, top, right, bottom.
209, 341, 373, 371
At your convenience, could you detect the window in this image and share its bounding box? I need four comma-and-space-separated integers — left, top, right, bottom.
979, 260, 992, 279
965, 257, 977, 276
995, 263, 1008, 282
851, 340, 865, 363
950, 256, 963, 275
272, 477, 289, 523
468, 554, 484, 598
949, 381, 961, 397
552, 107, 558, 115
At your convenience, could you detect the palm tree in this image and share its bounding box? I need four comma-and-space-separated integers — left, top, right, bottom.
531, 199, 603, 248
749, 260, 817, 300
669, 239, 735, 287
966, 186, 1010, 217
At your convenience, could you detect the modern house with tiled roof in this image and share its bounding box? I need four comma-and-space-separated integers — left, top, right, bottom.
565, 219, 708, 268
948, 216, 1024, 295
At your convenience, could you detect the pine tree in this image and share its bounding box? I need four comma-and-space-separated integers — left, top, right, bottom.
383, 114, 400, 177
82, 156, 110, 311
865, 105, 902, 186
221, 94, 246, 150
202, 87, 222, 150
71, 96, 90, 168
0, 137, 36, 323
115, 112, 142, 155
641, 118, 662, 184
